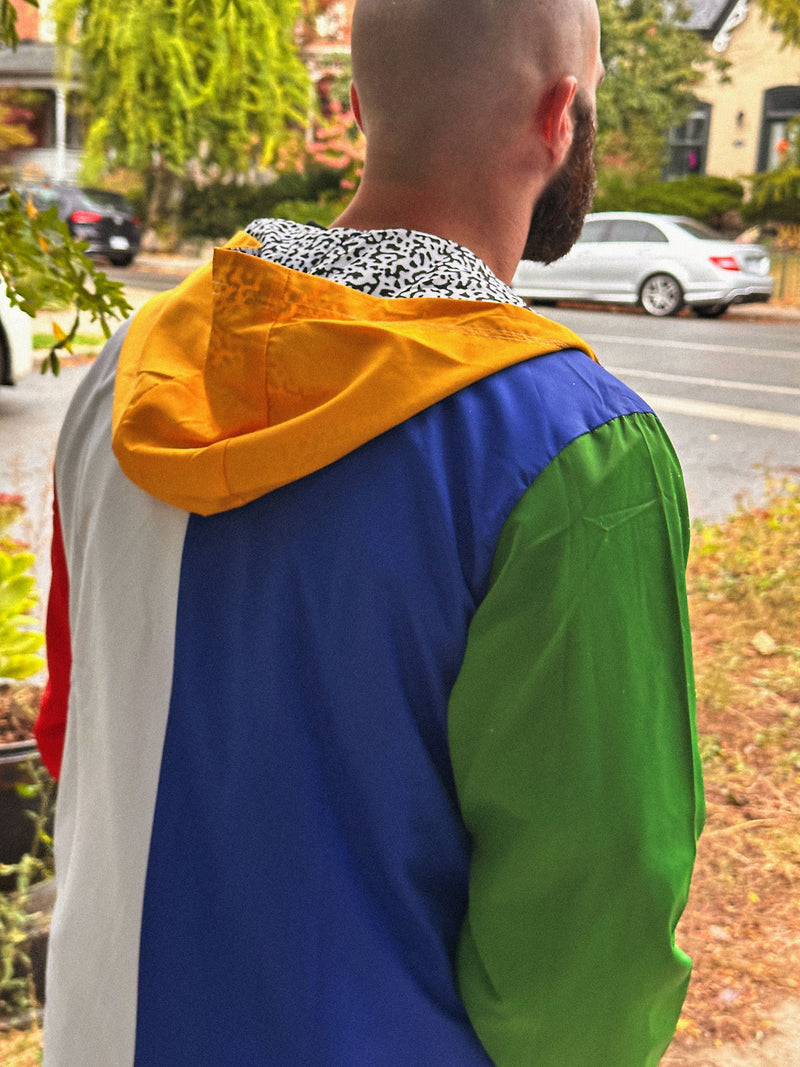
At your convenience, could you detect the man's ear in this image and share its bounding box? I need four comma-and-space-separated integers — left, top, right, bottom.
537, 75, 578, 167
350, 83, 364, 131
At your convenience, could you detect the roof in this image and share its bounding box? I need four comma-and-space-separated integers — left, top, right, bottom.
0, 41, 80, 79
676, 0, 739, 35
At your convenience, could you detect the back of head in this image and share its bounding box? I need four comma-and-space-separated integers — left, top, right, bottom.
351, 0, 597, 171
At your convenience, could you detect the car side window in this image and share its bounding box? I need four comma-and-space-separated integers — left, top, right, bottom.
25, 187, 58, 211
607, 220, 668, 243
576, 220, 609, 244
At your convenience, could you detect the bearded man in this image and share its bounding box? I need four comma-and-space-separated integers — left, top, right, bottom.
37, 0, 703, 1063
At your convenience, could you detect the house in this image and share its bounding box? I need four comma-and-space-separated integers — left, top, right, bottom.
0, 0, 83, 181
1, 0, 357, 184
667, 0, 800, 178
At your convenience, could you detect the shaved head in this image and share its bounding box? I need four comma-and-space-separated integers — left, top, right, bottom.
337, 0, 604, 280
351, 0, 600, 167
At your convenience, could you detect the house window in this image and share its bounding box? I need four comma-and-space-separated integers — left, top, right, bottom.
758, 86, 800, 171
1, 88, 56, 149
66, 91, 87, 150
665, 102, 711, 178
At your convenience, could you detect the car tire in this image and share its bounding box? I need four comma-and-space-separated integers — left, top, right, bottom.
640, 273, 684, 317
693, 303, 728, 318
108, 253, 134, 267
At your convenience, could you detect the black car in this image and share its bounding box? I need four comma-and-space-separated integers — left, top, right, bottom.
22, 182, 142, 267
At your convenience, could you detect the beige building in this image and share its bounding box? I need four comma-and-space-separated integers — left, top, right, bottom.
667, 0, 800, 178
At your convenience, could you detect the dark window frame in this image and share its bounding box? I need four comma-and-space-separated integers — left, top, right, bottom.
758, 86, 800, 172
665, 101, 712, 179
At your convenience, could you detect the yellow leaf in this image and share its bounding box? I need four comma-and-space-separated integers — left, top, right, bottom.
749, 891, 760, 903
37, 235, 50, 254
25, 197, 38, 219
52, 322, 73, 353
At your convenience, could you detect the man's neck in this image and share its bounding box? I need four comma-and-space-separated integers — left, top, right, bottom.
331, 178, 531, 286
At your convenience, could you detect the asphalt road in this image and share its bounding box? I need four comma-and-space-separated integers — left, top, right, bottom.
536, 304, 800, 523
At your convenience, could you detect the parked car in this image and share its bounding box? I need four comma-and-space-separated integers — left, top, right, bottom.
512, 211, 774, 317
21, 182, 141, 267
0, 283, 34, 386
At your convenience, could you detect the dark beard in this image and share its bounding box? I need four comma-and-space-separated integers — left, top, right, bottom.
522, 91, 597, 264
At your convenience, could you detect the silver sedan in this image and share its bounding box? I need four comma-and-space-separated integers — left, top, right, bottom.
512, 211, 774, 317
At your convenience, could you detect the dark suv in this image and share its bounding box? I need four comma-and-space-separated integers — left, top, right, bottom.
22, 182, 142, 267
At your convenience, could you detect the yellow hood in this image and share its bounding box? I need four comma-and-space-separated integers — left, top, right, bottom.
112, 231, 596, 515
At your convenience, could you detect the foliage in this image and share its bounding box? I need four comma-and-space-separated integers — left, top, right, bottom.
756, 0, 800, 48
179, 166, 344, 238
276, 100, 364, 193
595, 0, 720, 177
0, 0, 37, 50
745, 168, 800, 225
52, 0, 311, 227
0, 496, 43, 684
180, 102, 362, 239
270, 192, 352, 227
593, 173, 744, 227
0, 1, 131, 375
0, 91, 35, 153
741, 117, 800, 226
0, 187, 132, 374
0, 758, 56, 1019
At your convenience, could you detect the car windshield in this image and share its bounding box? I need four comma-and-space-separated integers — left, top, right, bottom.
81, 189, 133, 212
672, 219, 722, 241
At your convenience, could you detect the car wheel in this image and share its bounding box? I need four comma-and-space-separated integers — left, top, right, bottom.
108, 252, 134, 267
693, 303, 727, 318
640, 273, 683, 317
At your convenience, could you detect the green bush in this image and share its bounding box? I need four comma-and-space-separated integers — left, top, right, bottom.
179, 167, 347, 239
594, 173, 745, 228
269, 195, 353, 228
0, 495, 44, 684
742, 168, 800, 226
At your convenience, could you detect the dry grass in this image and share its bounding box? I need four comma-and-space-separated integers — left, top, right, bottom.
663, 477, 800, 1060
0, 1024, 42, 1066
2, 480, 799, 1066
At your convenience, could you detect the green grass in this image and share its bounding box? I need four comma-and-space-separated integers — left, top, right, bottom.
32, 333, 102, 352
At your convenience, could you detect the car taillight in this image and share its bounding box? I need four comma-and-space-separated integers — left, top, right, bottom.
709, 255, 740, 271
70, 210, 103, 224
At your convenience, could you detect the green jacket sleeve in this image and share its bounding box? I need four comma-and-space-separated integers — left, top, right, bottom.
448, 410, 705, 1066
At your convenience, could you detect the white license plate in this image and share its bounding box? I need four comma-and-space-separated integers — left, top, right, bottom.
109, 235, 130, 251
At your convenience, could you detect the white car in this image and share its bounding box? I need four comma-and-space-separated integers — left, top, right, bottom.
0, 282, 34, 385
513, 211, 774, 317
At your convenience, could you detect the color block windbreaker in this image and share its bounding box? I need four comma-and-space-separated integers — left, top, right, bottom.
36, 225, 704, 1067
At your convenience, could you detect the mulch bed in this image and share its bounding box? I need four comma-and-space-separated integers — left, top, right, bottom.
0, 686, 40, 746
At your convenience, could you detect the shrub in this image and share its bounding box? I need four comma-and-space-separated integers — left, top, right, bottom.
179, 166, 348, 240
741, 167, 800, 226
594, 173, 745, 228
0, 495, 43, 684
269, 195, 353, 228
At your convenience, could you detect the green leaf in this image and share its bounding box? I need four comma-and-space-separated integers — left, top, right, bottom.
0, 574, 35, 615
0, 653, 46, 680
